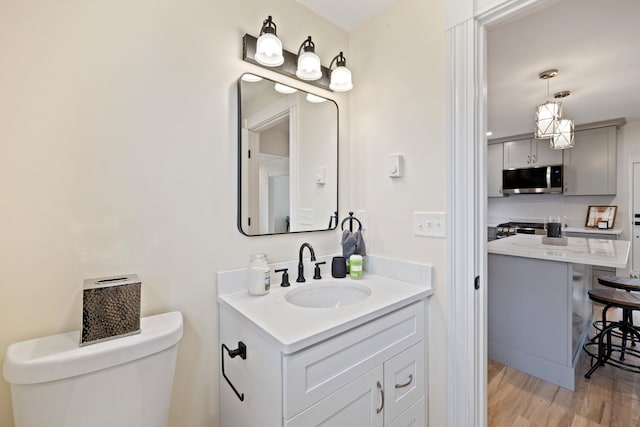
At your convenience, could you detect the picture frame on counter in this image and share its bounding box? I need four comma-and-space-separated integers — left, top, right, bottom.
585, 205, 617, 229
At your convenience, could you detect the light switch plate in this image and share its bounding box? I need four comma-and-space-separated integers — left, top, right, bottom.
388, 154, 402, 177
414, 211, 446, 238
299, 208, 314, 225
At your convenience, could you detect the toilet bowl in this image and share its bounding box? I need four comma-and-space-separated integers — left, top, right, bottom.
3, 311, 183, 427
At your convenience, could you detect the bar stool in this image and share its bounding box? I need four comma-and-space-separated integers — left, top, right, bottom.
583, 288, 640, 378
595, 276, 640, 345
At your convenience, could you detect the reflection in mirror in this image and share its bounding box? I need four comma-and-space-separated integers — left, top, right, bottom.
238, 73, 338, 236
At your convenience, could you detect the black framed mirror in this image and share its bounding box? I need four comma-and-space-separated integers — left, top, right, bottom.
237, 73, 338, 236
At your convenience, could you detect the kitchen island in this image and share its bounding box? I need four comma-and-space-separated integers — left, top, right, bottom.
488, 234, 630, 390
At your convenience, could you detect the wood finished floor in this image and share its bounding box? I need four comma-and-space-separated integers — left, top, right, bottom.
488, 307, 640, 427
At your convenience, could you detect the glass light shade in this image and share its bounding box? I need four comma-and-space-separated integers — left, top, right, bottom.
535, 100, 561, 139
274, 83, 297, 94
550, 118, 574, 149
306, 93, 327, 103
296, 51, 322, 81
241, 74, 263, 82
329, 65, 353, 92
255, 33, 284, 67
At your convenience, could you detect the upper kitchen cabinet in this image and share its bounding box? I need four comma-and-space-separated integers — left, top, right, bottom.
488, 143, 503, 197
503, 138, 563, 169
563, 126, 617, 196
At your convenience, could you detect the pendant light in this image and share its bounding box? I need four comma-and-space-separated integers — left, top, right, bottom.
329, 52, 353, 92
255, 16, 284, 67
550, 91, 574, 149
296, 36, 322, 81
534, 69, 561, 139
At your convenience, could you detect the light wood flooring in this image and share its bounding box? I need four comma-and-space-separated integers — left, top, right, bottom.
488, 307, 640, 427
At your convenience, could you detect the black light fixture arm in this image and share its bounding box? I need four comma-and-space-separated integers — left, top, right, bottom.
298, 36, 315, 56
329, 51, 347, 69
260, 15, 277, 35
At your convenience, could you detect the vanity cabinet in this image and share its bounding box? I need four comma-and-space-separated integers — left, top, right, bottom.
219, 301, 427, 427
488, 143, 503, 198
503, 138, 562, 169
563, 126, 617, 195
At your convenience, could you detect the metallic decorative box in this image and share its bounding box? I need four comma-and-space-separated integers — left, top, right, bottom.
81, 274, 141, 346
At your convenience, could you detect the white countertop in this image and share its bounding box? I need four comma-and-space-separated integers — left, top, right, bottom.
564, 226, 623, 236
218, 274, 432, 354
487, 234, 630, 268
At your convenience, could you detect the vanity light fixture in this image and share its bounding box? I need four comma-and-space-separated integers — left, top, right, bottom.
534, 69, 561, 139
274, 83, 297, 94
255, 16, 284, 67
296, 36, 322, 81
329, 52, 353, 92
306, 93, 327, 103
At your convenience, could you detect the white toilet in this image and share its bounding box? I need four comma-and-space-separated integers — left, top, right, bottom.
3, 311, 183, 427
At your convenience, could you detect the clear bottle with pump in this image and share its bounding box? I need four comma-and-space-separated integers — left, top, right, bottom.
248, 254, 270, 295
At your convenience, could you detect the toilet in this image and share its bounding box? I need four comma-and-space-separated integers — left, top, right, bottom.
3, 311, 183, 427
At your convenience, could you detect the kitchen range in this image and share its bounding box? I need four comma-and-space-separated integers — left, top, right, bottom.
495, 221, 546, 239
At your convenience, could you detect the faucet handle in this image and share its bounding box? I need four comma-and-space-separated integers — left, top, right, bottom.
313, 262, 327, 280
275, 268, 290, 287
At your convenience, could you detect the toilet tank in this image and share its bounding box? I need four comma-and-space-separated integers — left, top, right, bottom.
3, 311, 183, 427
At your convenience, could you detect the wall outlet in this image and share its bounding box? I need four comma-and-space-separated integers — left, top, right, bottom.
414, 211, 446, 238
299, 208, 314, 225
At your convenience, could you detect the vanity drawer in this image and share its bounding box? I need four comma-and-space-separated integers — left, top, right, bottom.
283, 301, 424, 419
387, 396, 425, 427
384, 341, 425, 424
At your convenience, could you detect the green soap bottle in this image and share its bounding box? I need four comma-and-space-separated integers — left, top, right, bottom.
349, 255, 363, 279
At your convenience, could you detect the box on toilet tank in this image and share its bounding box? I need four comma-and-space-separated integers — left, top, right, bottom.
81, 274, 141, 346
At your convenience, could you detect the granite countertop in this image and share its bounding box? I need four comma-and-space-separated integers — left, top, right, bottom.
218, 273, 432, 354
487, 233, 630, 268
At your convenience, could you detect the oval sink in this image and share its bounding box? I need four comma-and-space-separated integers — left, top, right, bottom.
285, 282, 371, 308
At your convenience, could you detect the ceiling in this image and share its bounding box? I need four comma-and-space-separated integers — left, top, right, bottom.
488, 0, 640, 139
296, 0, 397, 32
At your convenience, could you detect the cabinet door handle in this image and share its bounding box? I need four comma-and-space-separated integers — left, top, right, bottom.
376, 381, 384, 414
565, 182, 568, 192
532, 154, 537, 163
395, 374, 413, 389
527, 155, 531, 164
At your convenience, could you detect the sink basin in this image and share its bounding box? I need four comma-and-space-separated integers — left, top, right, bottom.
285, 282, 371, 308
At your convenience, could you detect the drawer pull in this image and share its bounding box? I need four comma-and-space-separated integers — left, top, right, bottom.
395, 374, 413, 389
376, 381, 384, 414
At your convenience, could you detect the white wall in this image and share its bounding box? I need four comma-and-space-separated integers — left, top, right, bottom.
349, 0, 448, 425
0, 1, 350, 425
489, 120, 640, 246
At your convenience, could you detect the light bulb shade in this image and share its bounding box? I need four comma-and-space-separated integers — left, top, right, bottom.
256, 32, 284, 66
550, 118, 574, 149
274, 83, 297, 94
330, 65, 353, 92
535, 100, 561, 139
241, 73, 263, 82
306, 93, 327, 103
296, 51, 321, 80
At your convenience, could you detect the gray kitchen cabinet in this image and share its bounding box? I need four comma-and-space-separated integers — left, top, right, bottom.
563, 126, 617, 196
503, 138, 562, 169
488, 143, 503, 197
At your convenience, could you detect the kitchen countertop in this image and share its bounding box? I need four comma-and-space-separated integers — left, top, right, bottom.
487, 233, 630, 268
563, 226, 623, 236
218, 274, 432, 354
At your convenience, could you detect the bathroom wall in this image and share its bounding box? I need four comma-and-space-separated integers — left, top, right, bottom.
0, 1, 350, 425
349, 0, 448, 425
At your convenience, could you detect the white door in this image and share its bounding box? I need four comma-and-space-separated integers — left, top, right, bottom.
632, 162, 640, 272
285, 366, 384, 427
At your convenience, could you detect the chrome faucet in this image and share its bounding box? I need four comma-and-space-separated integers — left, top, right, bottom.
296, 242, 317, 282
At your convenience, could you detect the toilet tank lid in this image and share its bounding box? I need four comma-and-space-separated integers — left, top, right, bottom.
3, 311, 183, 385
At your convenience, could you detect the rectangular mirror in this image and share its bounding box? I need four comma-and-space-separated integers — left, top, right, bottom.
238, 73, 339, 236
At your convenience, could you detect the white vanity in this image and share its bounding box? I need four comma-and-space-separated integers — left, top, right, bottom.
217, 256, 433, 426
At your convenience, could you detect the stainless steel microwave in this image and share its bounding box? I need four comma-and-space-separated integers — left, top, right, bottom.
502, 165, 563, 194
